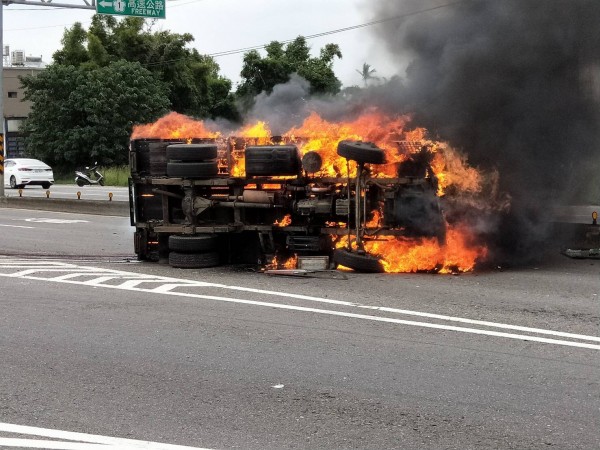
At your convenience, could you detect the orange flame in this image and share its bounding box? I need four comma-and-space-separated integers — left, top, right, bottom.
373, 229, 485, 273
132, 110, 497, 273
285, 110, 413, 177
335, 223, 487, 273
366, 209, 383, 228
274, 214, 292, 227
131, 112, 220, 140
431, 146, 481, 196
266, 254, 298, 270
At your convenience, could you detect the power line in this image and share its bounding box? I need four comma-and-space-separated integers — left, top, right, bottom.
210, 0, 469, 58
144, 0, 469, 67
5, 0, 469, 67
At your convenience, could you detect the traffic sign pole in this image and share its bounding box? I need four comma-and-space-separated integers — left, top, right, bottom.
0, 0, 165, 201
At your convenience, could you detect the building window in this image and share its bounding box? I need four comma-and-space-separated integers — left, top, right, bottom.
8, 92, 17, 98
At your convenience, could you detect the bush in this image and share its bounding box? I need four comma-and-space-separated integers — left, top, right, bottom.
100, 165, 129, 187
53, 165, 129, 186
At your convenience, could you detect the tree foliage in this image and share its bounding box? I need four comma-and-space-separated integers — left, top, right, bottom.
356, 63, 379, 87
20, 61, 170, 169
236, 37, 342, 111
52, 15, 239, 120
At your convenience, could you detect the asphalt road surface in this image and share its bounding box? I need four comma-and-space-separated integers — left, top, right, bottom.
2, 184, 129, 202
0, 208, 598, 449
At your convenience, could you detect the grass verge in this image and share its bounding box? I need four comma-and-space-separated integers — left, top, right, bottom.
54, 165, 130, 187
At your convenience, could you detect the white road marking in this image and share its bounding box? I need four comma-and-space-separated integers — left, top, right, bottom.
0, 224, 35, 229
12, 260, 595, 343
51, 273, 118, 281
0, 438, 106, 449
24, 218, 89, 224
0, 257, 598, 350
0, 422, 212, 449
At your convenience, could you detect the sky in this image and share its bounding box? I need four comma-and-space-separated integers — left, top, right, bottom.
3, 0, 404, 88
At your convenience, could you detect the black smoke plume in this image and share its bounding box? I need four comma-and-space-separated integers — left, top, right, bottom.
363, 0, 600, 262
243, 1, 600, 263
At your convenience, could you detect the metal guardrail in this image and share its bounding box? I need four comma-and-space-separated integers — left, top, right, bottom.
0, 196, 129, 217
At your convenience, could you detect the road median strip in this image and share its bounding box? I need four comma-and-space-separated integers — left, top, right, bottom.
0, 196, 129, 217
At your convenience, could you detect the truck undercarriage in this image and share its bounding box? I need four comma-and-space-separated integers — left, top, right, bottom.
129, 137, 445, 272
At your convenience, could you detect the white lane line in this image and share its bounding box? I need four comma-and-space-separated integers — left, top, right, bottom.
151, 284, 208, 293
0, 258, 598, 347
5, 269, 107, 277
176, 281, 600, 343
115, 279, 185, 289
0, 422, 213, 449
51, 273, 120, 281
0, 224, 35, 229
4, 272, 600, 350
0, 260, 75, 266
354, 304, 600, 343
0, 438, 106, 449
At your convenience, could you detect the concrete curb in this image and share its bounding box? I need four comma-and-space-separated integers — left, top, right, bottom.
0, 196, 129, 217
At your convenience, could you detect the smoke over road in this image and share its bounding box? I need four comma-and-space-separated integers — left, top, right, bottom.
369, 0, 600, 197
364, 0, 600, 259
243, 0, 600, 262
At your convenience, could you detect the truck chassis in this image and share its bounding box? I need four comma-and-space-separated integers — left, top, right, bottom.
129, 137, 445, 272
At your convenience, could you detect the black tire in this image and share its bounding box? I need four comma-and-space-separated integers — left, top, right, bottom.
10, 176, 17, 189
169, 251, 220, 269
148, 142, 168, 176
42, 183, 51, 189
337, 140, 385, 165
166, 161, 219, 178
167, 144, 218, 161
146, 141, 184, 176
333, 248, 384, 273
168, 234, 219, 253
76, 178, 87, 187
245, 146, 300, 176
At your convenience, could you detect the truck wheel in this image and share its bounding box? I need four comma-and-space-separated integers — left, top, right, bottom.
166, 161, 219, 178
148, 142, 168, 176
167, 144, 218, 161
337, 140, 385, 165
245, 146, 300, 176
333, 248, 384, 273
169, 251, 220, 269
168, 234, 219, 253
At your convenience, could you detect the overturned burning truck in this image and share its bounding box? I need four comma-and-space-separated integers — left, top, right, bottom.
128, 113, 487, 273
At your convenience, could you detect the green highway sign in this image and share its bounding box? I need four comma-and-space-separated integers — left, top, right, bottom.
97, 0, 165, 19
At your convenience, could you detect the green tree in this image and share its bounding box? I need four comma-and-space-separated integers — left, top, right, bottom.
236, 36, 342, 111
20, 61, 170, 169
52, 22, 90, 67
355, 63, 379, 87
52, 15, 239, 120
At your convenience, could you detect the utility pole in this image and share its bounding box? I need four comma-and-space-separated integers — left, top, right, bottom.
1, 1, 4, 198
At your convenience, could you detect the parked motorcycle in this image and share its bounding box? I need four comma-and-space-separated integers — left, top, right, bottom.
75, 163, 105, 187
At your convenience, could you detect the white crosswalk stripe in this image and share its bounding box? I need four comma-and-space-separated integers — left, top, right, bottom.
1, 256, 599, 350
